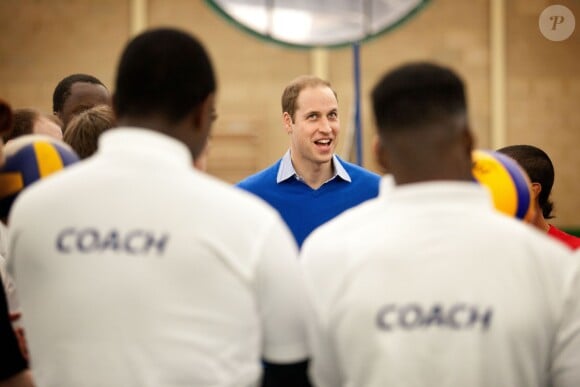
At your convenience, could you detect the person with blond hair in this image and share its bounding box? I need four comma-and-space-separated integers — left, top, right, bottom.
63, 104, 115, 159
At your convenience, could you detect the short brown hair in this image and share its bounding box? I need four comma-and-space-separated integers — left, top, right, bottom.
281, 75, 337, 122
63, 104, 115, 159
4, 108, 39, 142
4, 109, 65, 143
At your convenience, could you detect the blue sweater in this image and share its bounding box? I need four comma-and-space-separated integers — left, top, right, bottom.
237, 157, 380, 247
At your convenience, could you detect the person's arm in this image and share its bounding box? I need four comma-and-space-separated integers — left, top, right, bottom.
254, 216, 313, 387
551, 260, 580, 387
262, 360, 312, 387
299, 236, 345, 387
0, 277, 31, 387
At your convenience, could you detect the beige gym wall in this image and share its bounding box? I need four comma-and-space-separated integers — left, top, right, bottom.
0, 0, 579, 227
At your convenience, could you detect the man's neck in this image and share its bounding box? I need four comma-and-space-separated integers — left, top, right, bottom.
536, 215, 551, 233
530, 201, 550, 232
291, 156, 334, 190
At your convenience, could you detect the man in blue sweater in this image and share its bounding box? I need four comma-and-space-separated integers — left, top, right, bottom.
237, 75, 380, 247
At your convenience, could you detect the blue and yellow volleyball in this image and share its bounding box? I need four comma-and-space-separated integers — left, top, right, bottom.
0, 135, 79, 218
472, 149, 534, 221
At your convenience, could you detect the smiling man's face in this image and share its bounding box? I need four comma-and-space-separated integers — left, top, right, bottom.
284, 85, 339, 173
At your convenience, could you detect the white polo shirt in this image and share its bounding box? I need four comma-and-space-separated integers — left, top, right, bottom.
8, 128, 309, 387
301, 179, 580, 387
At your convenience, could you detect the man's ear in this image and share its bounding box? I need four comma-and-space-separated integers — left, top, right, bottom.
373, 135, 390, 173
111, 93, 117, 112
462, 127, 475, 155
282, 112, 293, 134
531, 182, 542, 200
54, 111, 63, 122
191, 93, 215, 132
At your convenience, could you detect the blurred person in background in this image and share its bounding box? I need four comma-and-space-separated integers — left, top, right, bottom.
0, 97, 33, 387
3, 108, 62, 142
497, 144, 580, 250
52, 73, 110, 131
